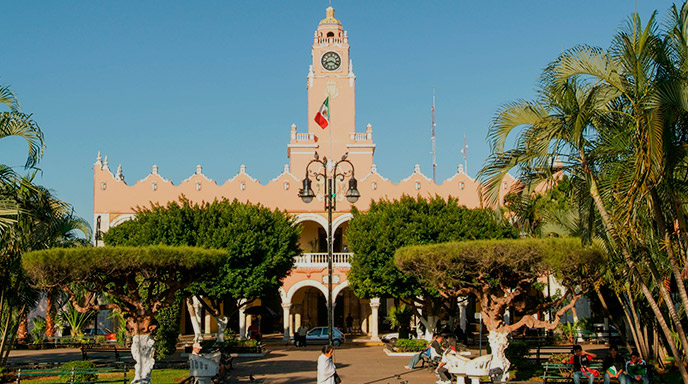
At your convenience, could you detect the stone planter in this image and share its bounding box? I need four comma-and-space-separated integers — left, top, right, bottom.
382, 348, 421, 357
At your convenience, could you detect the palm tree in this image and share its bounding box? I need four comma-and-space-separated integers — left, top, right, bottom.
0, 84, 45, 232
554, 8, 688, 363
480, 8, 688, 381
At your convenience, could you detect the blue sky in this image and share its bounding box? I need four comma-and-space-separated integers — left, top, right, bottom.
0, 0, 677, 231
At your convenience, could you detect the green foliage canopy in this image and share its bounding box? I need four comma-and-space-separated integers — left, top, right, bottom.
347, 195, 518, 300
104, 198, 301, 311
395, 238, 604, 332
22, 245, 226, 334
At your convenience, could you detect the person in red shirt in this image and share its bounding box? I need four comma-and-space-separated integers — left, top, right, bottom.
563, 345, 598, 384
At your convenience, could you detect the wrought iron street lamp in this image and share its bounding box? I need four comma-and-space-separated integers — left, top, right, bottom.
298, 152, 360, 346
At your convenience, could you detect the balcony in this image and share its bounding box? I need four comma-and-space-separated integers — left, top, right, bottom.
294, 252, 353, 268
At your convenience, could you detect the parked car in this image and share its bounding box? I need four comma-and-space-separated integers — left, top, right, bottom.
82, 328, 117, 342
592, 324, 620, 343
291, 327, 346, 346
381, 332, 417, 343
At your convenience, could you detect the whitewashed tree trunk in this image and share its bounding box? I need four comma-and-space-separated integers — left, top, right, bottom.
186, 297, 203, 343
131, 334, 155, 384
215, 315, 228, 343
487, 331, 510, 382
423, 315, 437, 341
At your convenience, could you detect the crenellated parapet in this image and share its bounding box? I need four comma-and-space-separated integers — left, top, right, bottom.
93, 152, 520, 230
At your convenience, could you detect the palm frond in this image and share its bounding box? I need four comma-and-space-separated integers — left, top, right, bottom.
0, 111, 45, 168
0, 85, 19, 112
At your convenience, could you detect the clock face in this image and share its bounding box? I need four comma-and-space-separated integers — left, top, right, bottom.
321, 51, 342, 71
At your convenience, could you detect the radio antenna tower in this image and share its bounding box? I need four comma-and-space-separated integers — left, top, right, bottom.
461, 135, 468, 174
431, 88, 437, 183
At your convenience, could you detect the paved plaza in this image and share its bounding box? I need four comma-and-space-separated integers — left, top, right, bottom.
7, 338, 612, 384
7, 341, 447, 384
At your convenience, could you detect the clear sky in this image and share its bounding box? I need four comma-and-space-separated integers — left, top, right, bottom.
0, 0, 678, 232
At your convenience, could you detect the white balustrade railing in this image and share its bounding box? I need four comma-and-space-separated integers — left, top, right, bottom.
294, 252, 353, 268
295, 133, 314, 141
317, 37, 346, 45
350, 133, 370, 141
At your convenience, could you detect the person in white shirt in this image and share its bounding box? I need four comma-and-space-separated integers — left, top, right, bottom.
317, 345, 339, 384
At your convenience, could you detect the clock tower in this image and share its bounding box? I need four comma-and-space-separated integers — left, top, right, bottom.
288, 6, 375, 176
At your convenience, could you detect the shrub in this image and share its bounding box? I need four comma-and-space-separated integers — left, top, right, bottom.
199, 338, 262, 354
395, 338, 428, 352
549, 353, 569, 363
154, 295, 182, 359
30, 316, 47, 345
505, 340, 531, 368
59, 361, 97, 383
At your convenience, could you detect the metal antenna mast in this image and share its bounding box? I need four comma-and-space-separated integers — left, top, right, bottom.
461, 135, 468, 173
431, 88, 437, 183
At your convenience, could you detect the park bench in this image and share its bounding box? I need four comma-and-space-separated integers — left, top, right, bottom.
80, 344, 121, 361
14, 365, 128, 384
541, 362, 605, 384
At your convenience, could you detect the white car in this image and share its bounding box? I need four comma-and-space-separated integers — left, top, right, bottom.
381, 332, 416, 343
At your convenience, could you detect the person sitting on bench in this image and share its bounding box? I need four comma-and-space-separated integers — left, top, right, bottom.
405, 334, 443, 370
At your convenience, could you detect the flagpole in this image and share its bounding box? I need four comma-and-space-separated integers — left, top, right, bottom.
328, 96, 333, 162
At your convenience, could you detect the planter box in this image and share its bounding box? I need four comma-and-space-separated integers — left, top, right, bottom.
232, 349, 270, 358
382, 348, 419, 357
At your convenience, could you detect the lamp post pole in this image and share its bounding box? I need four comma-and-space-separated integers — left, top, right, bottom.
326, 177, 334, 346
298, 152, 360, 346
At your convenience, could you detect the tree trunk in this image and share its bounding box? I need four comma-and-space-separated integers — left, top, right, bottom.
16, 312, 27, 344
186, 297, 202, 344
131, 334, 155, 384
0, 304, 24, 368
652, 188, 688, 310
45, 291, 55, 338
587, 176, 688, 382
616, 290, 647, 357
595, 288, 631, 351
487, 330, 510, 382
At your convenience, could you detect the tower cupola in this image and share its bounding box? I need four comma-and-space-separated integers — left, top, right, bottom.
319, 6, 341, 26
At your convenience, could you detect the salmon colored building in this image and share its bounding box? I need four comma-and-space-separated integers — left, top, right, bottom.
93, 7, 519, 341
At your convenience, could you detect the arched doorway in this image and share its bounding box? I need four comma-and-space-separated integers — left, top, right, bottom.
334, 286, 367, 334
291, 286, 328, 328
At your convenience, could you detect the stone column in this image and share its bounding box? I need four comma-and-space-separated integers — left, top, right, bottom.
281, 303, 292, 341
239, 307, 246, 340
369, 298, 381, 342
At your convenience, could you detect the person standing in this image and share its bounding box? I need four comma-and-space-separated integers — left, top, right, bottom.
297, 324, 309, 347
345, 314, 354, 333
317, 345, 339, 384
564, 345, 597, 384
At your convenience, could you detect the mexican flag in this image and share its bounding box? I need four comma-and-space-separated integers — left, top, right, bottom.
314, 97, 330, 129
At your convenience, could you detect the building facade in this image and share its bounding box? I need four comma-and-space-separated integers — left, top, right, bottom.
93, 7, 518, 341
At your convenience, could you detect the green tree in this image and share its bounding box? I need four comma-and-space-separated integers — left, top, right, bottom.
0, 82, 45, 367
0, 84, 45, 231
104, 197, 301, 341
346, 195, 517, 334
479, 4, 688, 379
22, 245, 226, 383
395, 237, 604, 379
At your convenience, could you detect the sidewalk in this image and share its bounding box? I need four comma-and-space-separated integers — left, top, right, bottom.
6, 337, 613, 384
